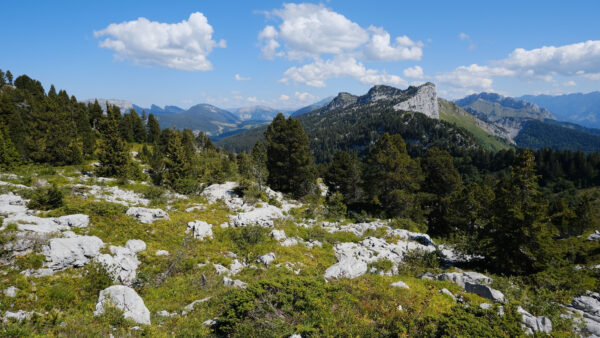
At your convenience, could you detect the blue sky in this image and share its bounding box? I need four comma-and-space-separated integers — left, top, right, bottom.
2, 0, 599, 109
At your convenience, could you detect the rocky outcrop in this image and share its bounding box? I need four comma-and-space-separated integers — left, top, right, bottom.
3, 310, 42, 323
42, 233, 104, 271
223, 276, 247, 288
517, 306, 552, 335
391, 281, 409, 289
565, 291, 600, 337
465, 282, 505, 303
73, 184, 149, 206
0, 192, 29, 217
4, 286, 19, 297
187, 221, 213, 240
394, 82, 439, 119
126, 207, 169, 224
2, 214, 89, 233
229, 205, 284, 228
270, 229, 301, 247
257, 252, 276, 266
94, 285, 151, 325
95, 239, 146, 286
324, 235, 437, 279
587, 230, 600, 241
435, 271, 492, 288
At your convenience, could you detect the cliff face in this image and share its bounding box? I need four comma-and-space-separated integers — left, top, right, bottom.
393, 83, 439, 119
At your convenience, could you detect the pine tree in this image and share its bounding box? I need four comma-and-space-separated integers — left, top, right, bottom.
0, 126, 20, 169
363, 133, 422, 217
264, 113, 315, 198
251, 141, 268, 190
88, 100, 103, 130
147, 113, 161, 143
97, 113, 130, 178
162, 128, 190, 187
5, 71, 13, 85
182, 129, 196, 162
324, 150, 362, 206
484, 149, 555, 275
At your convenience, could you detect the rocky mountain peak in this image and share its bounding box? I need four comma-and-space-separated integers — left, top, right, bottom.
393, 82, 439, 119
326, 92, 358, 110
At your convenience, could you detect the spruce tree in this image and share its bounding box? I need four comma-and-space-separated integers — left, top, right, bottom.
5, 71, 13, 85
264, 113, 315, 198
147, 113, 161, 143
324, 150, 362, 206
251, 141, 268, 190
0, 126, 20, 169
162, 128, 190, 187
97, 113, 130, 178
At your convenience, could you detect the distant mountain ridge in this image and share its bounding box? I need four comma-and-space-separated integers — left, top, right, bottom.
517, 91, 600, 128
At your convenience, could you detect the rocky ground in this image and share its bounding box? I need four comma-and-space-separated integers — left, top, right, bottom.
0, 167, 598, 336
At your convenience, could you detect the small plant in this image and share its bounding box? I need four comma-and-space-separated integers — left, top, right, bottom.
326, 192, 347, 220
389, 217, 428, 233
27, 184, 64, 210
368, 258, 394, 273
81, 262, 113, 296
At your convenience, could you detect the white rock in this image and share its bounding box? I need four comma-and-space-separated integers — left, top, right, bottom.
229, 205, 284, 228
4, 286, 19, 297
587, 230, 600, 241
183, 297, 211, 313
223, 276, 247, 288
393, 82, 439, 119
156, 250, 169, 256
281, 238, 300, 247
305, 240, 322, 249
440, 288, 456, 301
203, 318, 218, 326
157, 310, 178, 317
391, 281, 409, 289
94, 285, 151, 325
74, 184, 149, 206
43, 235, 104, 271
228, 259, 245, 276
187, 221, 213, 240
213, 264, 229, 275
95, 239, 145, 286
3, 310, 40, 323
464, 282, 505, 303
126, 207, 169, 224
517, 306, 552, 334
436, 271, 492, 288
270, 229, 287, 241
53, 214, 89, 228
0, 193, 29, 217
566, 291, 600, 337
324, 257, 368, 279
257, 252, 276, 266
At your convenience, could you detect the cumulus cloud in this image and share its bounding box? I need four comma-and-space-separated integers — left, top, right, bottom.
563, 80, 576, 87
403, 66, 424, 78
458, 32, 476, 50
436, 64, 515, 91
281, 56, 406, 88
279, 94, 290, 101
294, 91, 316, 101
235, 74, 251, 81
260, 3, 420, 87
94, 12, 225, 71
246, 97, 257, 102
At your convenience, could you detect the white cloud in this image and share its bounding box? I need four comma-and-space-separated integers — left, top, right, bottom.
436, 64, 515, 91
363, 27, 423, 61
498, 40, 600, 80
246, 97, 257, 102
294, 91, 316, 101
459, 33, 469, 41
403, 66, 424, 78
563, 80, 576, 86
279, 94, 290, 101
95, 12, 225, 71
260, 3, 420, 87
235, 74, 251, 81
281, 55, 406, 87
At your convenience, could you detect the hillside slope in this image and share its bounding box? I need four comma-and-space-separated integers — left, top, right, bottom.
519, 92, 600, 128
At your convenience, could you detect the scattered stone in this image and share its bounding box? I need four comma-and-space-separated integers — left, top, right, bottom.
157, 310, 178, 317
156, 250, 169, 256
270, 229, 287, 241
257, 252, 276, 266
126, 207, 169, 224
223, 276, 247, 288
94, 285, 151, 325
436, 271, 492, 288
3, 310, 40, 323
517, 306, 552, 335
53, 214, 90, 228
4, 286, 19, 297
0, 192, 29, 217
565, 291, 600, 337
213, 264, 229, 275
183, 297, 212, 314
95, 239, 146, 286
228, 259, 245, 275
305, 240, 323, 249
397, 305, 403, 311
464, 282, 505, 303
74, 184, 149, 206
229, 205, 284, 228
587, 230, 600, 241
187, 221, 213, 240
42, 235, 104, 271
391, 281, 410, 289
185, 205, 204, 212
440, 288, 456, 301
203, 318, 218, 326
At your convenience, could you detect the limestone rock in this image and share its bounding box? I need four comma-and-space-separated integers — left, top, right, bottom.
95, 239, 146, 286
517, 306, 552, 335
126, 207, 169, 224
53, 214, 89, 228
3, 310, 40, 323
566, 291, 600, 337
436, 271, 492, 288
183, 297, 211, 314
464, 282, 505, 303
94, 285, 151, 325
42, 235, 104, 271
270, 229, 287, 241
393, 82, 439, 119
4, 286, 19, 298
257, 252, 276, 266
229, 205, 284, 228
156, 250, 169, 256
440, 288, 456, 301
0, 192, 29, 217
391, 281, 409, 289
587, 230, 600, 241
223, 276, 247, 288
187, 221, 213, 240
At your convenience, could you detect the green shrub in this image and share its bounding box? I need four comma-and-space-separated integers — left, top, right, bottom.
81, 262, 113, 297
326, 192, 347, 220
228, 226, 271, 259
389, 217, 428, 233
368, 258, 394, 273
172, 177, 202, 195
26, 184, 64, 210
142, 185, 166, 205
397, 249, 440, 276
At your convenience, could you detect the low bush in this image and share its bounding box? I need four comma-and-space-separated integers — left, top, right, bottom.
26, 184, 64, 210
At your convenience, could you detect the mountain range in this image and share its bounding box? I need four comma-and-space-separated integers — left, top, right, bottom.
518, 92, 600, 128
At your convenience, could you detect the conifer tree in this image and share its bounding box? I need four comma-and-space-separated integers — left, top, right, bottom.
324, 150, 362, 206
5, 71, 13, 85
264, 113, 315, 198
162, 128, 190, 187
251, 141, 268, 190
0, 126, 20, 169
182, 129, 196, 162
88, 100, 103, 130
147, 113, 161, 143
97, 112, 130, 178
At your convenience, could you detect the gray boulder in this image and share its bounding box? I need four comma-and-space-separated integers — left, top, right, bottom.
223, 277, 247, 288
324, 257, 368, 279
517, 306, 552, 335
187, 220, 213, 240
4, 286, 18, 298
42, 235, 104, 271
3, 310, 40, 323
566, 291, 600, 337
94, 285, 151, 325
126, 207, 169, 224
587, 230, 600, 241
437, 271, 492, 288
464, 282, 505, 303
95, 239, 146, 286
439, 288, 456, 301
257, 252, 276, 266
391, 281, 410, 289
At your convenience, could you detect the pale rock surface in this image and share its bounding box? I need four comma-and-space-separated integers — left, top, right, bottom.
436, 271, 492, 288
187, 221, 213, 240
126, 207, 169, 224
4, 286, 19, 297
183, 297, 212, 314
94, 285, 151, 325
3, 310, 41, 323
223, 276, 247, 288
565, 291, 600, 337
156, 250, 169, 256
0, 192, 29, 217
587, 230, 600, 241
229, 205, 284, 228
257, 252, 276, 266
2, 214, 89, 233
95, 239, 146, 286
74, 184, 149, 206
324, 235, 437, 279
464, 282, 505, 303
157, 310, 178, 317
439, 288, 456, 301
517, 306, 552, 335
42, 235, 104, 271
393, 82, 439, 119
391, 281, 409, 289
